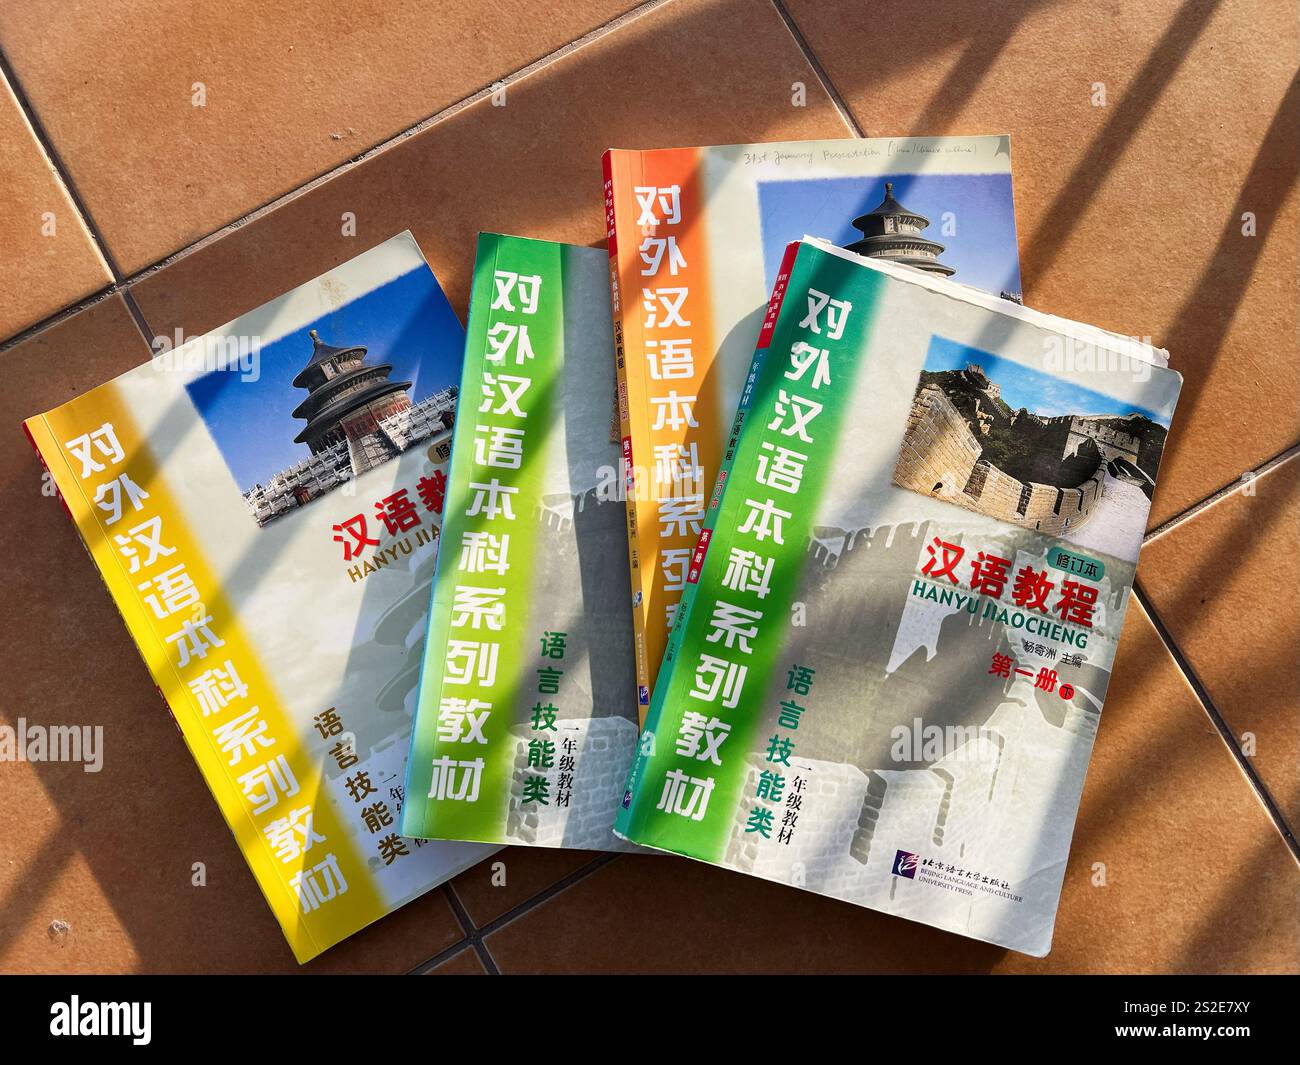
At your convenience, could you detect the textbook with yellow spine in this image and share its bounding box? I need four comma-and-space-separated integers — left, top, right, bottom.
24, 232, 494, 962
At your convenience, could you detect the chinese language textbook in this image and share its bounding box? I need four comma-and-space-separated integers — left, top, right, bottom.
24, 232, 495, 962
402, 234, 638, 851
603, 135, 1022, 724
614, 238, 1182, 956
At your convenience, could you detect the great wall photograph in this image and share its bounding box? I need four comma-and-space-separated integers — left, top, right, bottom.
891, 341, 1170, 563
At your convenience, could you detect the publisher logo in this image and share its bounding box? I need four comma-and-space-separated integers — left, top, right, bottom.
622, 788, 633, 810
638, 685, 650, 705
892, 850, 919, 879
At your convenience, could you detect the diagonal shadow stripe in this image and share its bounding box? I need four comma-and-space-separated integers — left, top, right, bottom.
1021, 0, 1225, 282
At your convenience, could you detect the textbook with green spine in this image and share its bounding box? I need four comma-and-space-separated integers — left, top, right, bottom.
614, 238, 1182, 955
401, 233, 638, 850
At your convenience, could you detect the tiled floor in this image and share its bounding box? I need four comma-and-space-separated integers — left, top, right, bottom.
0, 0, 1295, 974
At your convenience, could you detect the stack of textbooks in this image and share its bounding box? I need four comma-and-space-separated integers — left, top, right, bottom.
25, 135, 1181, 961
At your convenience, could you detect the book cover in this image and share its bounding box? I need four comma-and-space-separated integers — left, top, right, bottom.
603, 135, 1022, 723
23, 232, 495, 963
614, 238, 1182, 956
400, 234, 639, 851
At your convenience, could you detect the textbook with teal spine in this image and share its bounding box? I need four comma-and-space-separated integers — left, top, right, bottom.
614, 237, 1182, 955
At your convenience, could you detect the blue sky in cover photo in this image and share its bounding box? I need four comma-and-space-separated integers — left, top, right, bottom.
757, 171, 1022, 299
186, 266, 464, 492
924, 336, 1174, 427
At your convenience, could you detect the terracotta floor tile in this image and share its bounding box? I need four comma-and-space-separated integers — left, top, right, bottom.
0, 0, 643, 273
783, 0, 1300, 528
450, 847, 603, 928
422, 946, 488, 975
0, 68, 111, 342
0, 298, 465, 973
127, 0, 850, 337
484, 604, 1299, 973
1139, 454, 1300, 828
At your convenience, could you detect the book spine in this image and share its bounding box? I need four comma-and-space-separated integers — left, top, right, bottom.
615, 240, 802, 838
603, 149, 653, 723
24, 406, 386, 963
23, 410, 324, 954
664, 240, 801, 670
402, 233, 567, 843
23, 421, 182, 736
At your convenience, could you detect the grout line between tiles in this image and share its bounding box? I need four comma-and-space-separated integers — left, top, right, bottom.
405, 931, 477, 974
0, 276, 158, 358
439, 884, 501, 975
440, 881, 474, 938
120, 288, 158, 349
1143, 443, 1300, 543
769, 0, 865, 137
0, 45, 125, 282
478, 852, 622, 935
0, 0, 672, 357
1133, 582, 1300, 863
112, 0, 673, 286
0, 285, 125, 354
409, 852, 622, 974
